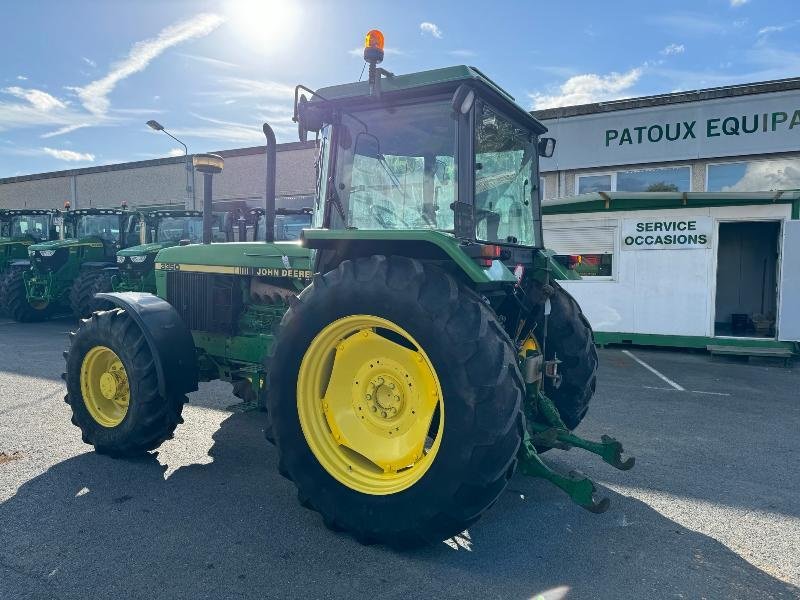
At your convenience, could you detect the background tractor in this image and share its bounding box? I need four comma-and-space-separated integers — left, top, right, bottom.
0, 209, 61, 316
242, 206, 313, 242
64, 36, 632, 547
1, 206, 139, 321
112, 209, 204, 295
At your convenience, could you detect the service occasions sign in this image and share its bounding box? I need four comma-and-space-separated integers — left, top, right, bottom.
622, 217, 712, 250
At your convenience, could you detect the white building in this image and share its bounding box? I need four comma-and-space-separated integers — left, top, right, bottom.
535, 78, 800, 354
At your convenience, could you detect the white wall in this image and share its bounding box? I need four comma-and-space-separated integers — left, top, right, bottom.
544, 203, 792, 338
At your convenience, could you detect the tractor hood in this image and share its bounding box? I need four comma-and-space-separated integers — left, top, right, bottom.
155, 242, 312, 276
29, 237, 105, 251
118, 242, 167, 257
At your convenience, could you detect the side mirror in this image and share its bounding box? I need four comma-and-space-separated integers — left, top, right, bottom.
297, 95, 309, 142
538, 137, 556, 158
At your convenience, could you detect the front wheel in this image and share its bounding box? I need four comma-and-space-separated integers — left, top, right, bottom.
70, 270, 114, 319
268, 256, 524, 547
63, 309, 186, 457
0, 267, 52, 322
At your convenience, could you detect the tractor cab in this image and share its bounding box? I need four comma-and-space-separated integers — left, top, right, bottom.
295, 61, 554, 276
247, 207, 313, 242
0, 209, 60, 276
113, 209, 204, 293
0, 209, 58, 243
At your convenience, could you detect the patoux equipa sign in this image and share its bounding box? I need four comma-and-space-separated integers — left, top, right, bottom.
622, 217, 712, 250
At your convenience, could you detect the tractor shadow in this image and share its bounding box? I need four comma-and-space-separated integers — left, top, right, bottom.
1, 410, 797, 600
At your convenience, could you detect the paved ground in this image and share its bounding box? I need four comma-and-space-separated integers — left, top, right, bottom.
0, 316, 798, 600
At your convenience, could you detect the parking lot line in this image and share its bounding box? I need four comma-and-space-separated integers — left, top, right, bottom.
622, 350, 686, 391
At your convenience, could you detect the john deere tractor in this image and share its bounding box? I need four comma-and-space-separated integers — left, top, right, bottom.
244, 206, 313, 242
0, 209, 61, 316
63, 37, 632, 547
112, 209, 204, 294
2, 206, 140, 321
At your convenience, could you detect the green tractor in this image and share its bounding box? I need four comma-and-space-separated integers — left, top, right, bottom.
2, 206, 140, 321
0, 209, 61, 316
243, 206, 313, 242
63, 44, 632, 546
112, 209, 205, 294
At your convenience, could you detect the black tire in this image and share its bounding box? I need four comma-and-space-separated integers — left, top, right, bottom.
63, 308, 186, 457
0, 267, 53, 322
268, 255, 524, 547
70, 270, 114, 319
529, 280, 598, 430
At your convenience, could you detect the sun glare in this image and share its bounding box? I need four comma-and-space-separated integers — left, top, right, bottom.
225, 0, 302, 51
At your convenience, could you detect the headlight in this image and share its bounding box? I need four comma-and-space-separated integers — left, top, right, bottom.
116, 255, 126, 264
130, 255, 148, 263
39, 249, 55, 257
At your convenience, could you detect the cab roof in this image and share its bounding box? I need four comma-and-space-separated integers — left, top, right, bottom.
312, 65, 547, 135
70, 208, 127, 216
0, 209, 54, 216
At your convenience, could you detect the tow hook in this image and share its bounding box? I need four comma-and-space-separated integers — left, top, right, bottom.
544, 354, 562, 388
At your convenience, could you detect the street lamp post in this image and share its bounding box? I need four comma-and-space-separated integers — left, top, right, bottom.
146, 120, 196, 210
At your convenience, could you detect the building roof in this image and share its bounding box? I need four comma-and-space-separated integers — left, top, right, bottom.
542, 190, 800, 215
0, 140, 316, 186
532, 77, 800, 120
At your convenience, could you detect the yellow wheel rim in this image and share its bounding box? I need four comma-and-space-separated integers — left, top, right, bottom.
80, 346, 130, 428
297, 315, 444, 495
30, 299, 49, 310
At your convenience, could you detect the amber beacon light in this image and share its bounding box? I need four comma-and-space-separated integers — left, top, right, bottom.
363, 29, 384, 64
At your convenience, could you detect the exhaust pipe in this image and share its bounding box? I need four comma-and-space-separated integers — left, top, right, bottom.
263, 123, 276, 243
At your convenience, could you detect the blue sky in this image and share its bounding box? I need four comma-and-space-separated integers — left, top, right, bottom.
1, 0, 798, 177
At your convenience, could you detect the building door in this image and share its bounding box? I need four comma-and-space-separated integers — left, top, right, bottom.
777, 220, 800, 342
714, 221, 780, 338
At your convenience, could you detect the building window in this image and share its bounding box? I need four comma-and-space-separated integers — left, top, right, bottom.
539, 177, 547, 200
543, 224, 616, 279
577, 166, 691, 195
577, 173, 613, 194
706, 158, 800, 192
617, 166, 690, 192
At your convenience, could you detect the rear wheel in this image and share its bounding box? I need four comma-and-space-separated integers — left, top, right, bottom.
63, 308, 186, 457
528, 280, 598, 430
70, 270, 114, 319
268, 256, 524, 547
0, 267, 52, 322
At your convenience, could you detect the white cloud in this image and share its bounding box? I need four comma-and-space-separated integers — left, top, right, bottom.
529, 68, 642, 109
82, 57, 96, 68
168, 148, 185, 157
2, 86, 66, 111
730, 0, 749, 6
42, 147, 95, 162
16, 75, 27, 81
74, 13, 225, 116
420, 22, 443, 38
179, 53, 239, 69
201, 76, 294, 101
172, 114, 269, 144
757, 24, 791, 36
661, 43, 685, 55
448, 49, 476, 58
40, 123, 92, 138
